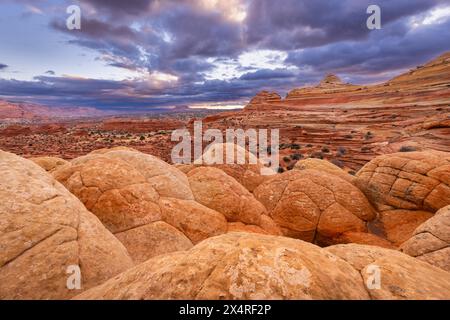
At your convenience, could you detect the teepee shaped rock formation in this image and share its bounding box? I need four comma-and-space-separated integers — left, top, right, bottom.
319, 74, 343, 86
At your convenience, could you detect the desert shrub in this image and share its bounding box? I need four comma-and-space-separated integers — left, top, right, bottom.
348, 170, 356, 176
306, 144, 313, 147
140, 136, 145, 141
291, 153, 302, 160
344, 134, 353, 139
277, 167, 285, 174
364, 131, 373, 140
311, 152, 324, 159
290, 143, 301, 150
336, 146, 347, 157
399, 146, 418, 152
287, 164, 295, 171
283, 156, 291, 163
321, 146, 330, 153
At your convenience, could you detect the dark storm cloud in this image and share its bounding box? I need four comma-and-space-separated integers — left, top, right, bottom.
0, 63, 8, 70
45, 70, 55, 75
2, 0, 450, 110
245, 0, 446, 50
0, 70, 303, 109
79, 0, 153, 16
50, 1, 244, 72
239, 69, 297, 81
157, 4, 244, 60
287, 19, 450, 79
51, 17, 146, 65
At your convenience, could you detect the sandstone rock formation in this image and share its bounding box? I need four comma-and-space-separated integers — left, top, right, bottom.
332, 232, 395, 249
30, 156, 69, 172
254, 169, 376, 245
52, 148, 200, 263
53, 148, 200, 262
377, 210, 433, 246
294, 158, 355, 183
74, 233, 370, 300
0, 150, 133, 299
327, 243, 450, 299
75, 233, 450, 300
52, 148, 278, 263
187, 142, 273, 191
400, 205, 450, 272
319, 74, 343, 87
158, 198, 228, 244
186, 166, 281, 235
356, 151, 450, 212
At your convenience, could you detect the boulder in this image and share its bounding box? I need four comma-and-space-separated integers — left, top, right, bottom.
76, 233, 450, 300
400, 205, 450, 272
159, 198, 228, 244
74, 233, 369, 300
355, 151, 450, 212
53, 148, 275, 262
187, 167, 280, 234
294, 158, 355, 184
378, 210, 433, 246
0, 150, 133, 299
52, 148, 200, 263
327, 243, 450, 299
30, 156, 69, 172
254, 170, 376, 245
190, 142, 273, 191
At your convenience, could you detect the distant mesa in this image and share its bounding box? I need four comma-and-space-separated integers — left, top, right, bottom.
0, 100, 107, 122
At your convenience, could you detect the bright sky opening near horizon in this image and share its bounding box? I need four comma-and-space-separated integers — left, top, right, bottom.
0, 0, 449, 110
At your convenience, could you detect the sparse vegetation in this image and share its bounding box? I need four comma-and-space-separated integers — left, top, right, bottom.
399, 146, 418, 152
364, 131, 373, 140
321, 146, 330, 153
311, 151, 324, 159
336, 146, 347, 156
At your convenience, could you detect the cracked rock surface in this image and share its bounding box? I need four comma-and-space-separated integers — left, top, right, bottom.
327, 243, 450, 299
52, 148, 279, 263
356, 151, 450, 212
75, 233, 450, 300
400, 205, 450, 271
0, 150, 133, 299
254, 169, 376, 245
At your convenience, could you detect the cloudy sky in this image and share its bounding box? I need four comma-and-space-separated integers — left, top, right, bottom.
0, 0, 449, 111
